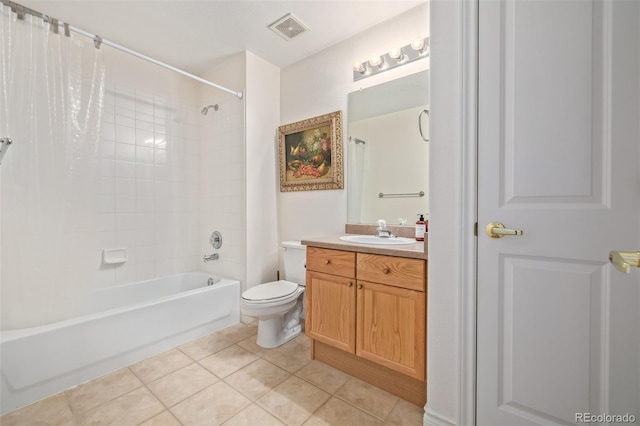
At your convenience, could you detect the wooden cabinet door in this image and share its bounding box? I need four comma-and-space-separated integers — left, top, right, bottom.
306, 270, 356, 353
356, 280, 425, 380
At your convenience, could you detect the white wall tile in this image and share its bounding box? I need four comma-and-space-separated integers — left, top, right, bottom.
135, 146, 155, 164
136, 180, 154, 197
89, 81, 245, 290
135, 129, 154, 146
100, 159, 116, 177
136, 196, 155, 213
136, 163, 154, 180
101, 124, 115, 141
115, 262, 136, 285
116, 213, 136, 231
115, 229, 136, 248
115, 178, 136, 197
100, 140, 116, 159
97, 195, 115, 214
115, 124, 135, 144
115, 195, 136, 213
115, 161, 136, 179
136, 261, 156, 281
97, 213, 115, 232
115, 143, 136, 161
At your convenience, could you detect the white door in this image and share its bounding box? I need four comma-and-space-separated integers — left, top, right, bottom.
477, 1, 640, 425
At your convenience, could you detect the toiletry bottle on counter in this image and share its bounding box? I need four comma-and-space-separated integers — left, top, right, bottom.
416, 214, 427, 241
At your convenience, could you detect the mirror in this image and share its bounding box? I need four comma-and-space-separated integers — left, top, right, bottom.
347, 70, 429, 224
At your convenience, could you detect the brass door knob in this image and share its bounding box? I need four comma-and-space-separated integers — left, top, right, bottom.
485, 222, 524, 238
609, 250, 640, 274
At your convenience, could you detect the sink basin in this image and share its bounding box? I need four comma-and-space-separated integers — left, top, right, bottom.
339, 235, 416, 245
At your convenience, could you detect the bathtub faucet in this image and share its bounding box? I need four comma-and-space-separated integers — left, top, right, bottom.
203, 253, 219, 263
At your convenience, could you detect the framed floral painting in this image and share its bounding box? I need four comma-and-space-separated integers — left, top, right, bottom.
278, 110, 344, 192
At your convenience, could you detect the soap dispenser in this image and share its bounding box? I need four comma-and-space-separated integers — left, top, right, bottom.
416, 214, 427, 241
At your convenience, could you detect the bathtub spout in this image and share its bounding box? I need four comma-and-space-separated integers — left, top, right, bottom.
203, 253, 219, 262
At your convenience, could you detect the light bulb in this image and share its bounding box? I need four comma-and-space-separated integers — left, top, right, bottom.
411, 37, 425, 52
389, 47, 402, 59
353, 62, 365, 73
389, 46, 406, 62
369, 55, 383, 67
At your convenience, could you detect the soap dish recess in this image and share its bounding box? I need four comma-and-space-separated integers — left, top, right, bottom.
103, 248, 127, 264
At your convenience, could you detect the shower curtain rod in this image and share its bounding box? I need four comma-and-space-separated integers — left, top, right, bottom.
1, 0, 244, 100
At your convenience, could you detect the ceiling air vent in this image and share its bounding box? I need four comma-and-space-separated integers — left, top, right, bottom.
268, 13, 309, 41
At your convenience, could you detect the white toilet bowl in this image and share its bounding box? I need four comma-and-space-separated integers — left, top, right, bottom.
241, 241, 307, 348
241, 280, 305, 348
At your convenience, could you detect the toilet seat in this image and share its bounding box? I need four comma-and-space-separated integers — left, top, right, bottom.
241, 280, 301, 304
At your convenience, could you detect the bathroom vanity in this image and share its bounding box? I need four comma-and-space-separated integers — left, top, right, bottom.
301, 228, 427, 406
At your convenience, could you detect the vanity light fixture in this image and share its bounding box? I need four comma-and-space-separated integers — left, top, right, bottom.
353, 36, 429, 82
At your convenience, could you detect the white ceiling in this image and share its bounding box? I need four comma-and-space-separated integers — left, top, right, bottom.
18, 1, 425, 74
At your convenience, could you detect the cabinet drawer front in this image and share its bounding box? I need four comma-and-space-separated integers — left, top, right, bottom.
306, 247, 356, 278
357, 253, 425, 291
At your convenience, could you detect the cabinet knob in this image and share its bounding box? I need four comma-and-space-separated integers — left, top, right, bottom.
382, 268, 390, 274
357, 284, 363, 289
347, 282, 353, 287
324, 259, 331, 265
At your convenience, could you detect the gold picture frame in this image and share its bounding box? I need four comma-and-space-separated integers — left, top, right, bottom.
278, 110, 344, 192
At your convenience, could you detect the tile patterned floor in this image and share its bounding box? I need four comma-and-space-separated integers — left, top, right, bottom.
0, 323, 424, 425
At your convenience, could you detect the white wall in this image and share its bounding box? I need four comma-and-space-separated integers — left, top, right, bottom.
425, 0, 466, 424
279, 2, 430, 242
245, 52, 280, 289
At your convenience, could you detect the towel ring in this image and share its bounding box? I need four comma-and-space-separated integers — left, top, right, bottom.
419, 109, 430, 142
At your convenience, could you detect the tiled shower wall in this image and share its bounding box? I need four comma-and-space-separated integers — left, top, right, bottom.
95, 84, 202, 288
198, 94, 246, 283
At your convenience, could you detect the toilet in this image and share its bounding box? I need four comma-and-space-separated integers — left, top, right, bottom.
241, 241, 306, 348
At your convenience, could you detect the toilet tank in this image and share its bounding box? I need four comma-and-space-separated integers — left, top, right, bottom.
281, 241, 307, 285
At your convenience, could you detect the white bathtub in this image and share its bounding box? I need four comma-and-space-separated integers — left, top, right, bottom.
0, 272, 240, 415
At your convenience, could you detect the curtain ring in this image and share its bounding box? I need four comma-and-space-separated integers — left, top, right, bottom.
93, 35, 102, 49
15, 4, 25, 20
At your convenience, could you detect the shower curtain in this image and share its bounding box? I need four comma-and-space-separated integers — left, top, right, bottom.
347, 138, 367, 223
0, 5, 105, 329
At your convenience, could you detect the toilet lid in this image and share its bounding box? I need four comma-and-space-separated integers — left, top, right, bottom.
242, 280, 299, 302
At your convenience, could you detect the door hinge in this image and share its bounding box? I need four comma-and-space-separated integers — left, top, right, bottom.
474, 222, 478, 236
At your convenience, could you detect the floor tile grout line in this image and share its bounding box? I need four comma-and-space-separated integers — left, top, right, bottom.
70, 382, 159, 425
145, 366, 224, 410
64, 368, 147, 418
332, 389, 397, 423
383, 397, 402, 423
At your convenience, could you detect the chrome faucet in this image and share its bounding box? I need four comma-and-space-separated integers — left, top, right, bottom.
376, 219, 392, 238
203, 253, 219, 263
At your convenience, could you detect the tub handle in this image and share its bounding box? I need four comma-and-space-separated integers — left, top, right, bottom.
210, 231, 222, 249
